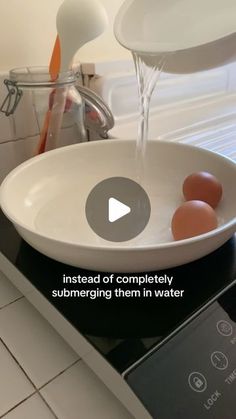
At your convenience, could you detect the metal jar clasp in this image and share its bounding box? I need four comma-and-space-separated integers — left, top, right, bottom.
0, 79, 23, 116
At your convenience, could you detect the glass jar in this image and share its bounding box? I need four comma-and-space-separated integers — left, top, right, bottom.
0, 67, 87, 155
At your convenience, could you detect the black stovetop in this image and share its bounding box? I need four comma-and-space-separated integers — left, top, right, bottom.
0, 210, 235, 372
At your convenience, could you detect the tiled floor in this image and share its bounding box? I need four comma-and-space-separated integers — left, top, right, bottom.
0, 271, 133, 419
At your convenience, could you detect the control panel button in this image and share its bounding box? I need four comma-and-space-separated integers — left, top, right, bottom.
216, 320, 233, 337
211, 351, 229, 370
188, 372, 207, 393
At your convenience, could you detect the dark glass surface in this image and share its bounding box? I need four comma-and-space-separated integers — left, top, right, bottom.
0, 210, 235, 372
126, 285, 236, 419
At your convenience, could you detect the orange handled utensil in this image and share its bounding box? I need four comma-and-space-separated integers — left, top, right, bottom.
35, 35, 61, 155
49, 35, 61, 81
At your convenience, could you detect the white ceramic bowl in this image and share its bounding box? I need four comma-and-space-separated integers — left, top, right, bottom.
114, 0, 236, 73
0, 140, 235, 272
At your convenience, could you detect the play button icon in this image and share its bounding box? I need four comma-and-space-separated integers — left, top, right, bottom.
109, 198, 131, 223
85, 177, 151, 242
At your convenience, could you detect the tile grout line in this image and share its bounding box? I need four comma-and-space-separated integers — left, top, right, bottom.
0, 124, 74, 147
37, 392, 59, 419
0, 296, 24, 311
37, 359, 82, 419
0, 135, 39, 146
0, 390, 59, 419
0, 337, 80, 418
0, 334, 60, 419
39, 358, 81, 391
0, 391, 37, 419
0, 334, 81, 389
0, 337, 38, 390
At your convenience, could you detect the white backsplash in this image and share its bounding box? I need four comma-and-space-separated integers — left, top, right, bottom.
0, 71, 35, 183
1, 61, 236, 184
0, 136, 39, 184
89, 61, 236, 121
0, 73, 13, 144
0, 71, 84, 184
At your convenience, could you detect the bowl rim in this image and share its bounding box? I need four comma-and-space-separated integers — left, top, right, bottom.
114, 0, 236, 54
0, 139, 236, 252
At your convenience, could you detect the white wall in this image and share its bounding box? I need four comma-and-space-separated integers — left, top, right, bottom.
0, 0, 130, 71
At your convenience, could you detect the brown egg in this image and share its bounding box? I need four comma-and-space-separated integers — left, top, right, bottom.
183, 171, 223, 208
171, 200, 218, 241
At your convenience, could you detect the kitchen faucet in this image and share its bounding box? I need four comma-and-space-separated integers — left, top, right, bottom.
77, 84, 114, 140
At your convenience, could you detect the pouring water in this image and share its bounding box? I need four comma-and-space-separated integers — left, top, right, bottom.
132, 52, 166, 179
114, 0, 236, 177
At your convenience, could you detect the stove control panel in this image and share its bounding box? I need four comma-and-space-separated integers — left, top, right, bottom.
126, 284, 236, 419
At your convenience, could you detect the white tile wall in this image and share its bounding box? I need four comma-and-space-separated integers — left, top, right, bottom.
0, 270, 22, 308
13, 135, 39, 165
41, 361, 133, 419
0, 136, 38, 184
0, 298, 79, 388
10, 89, 39, 140
0, 70, 38, 184
0, 131, 83, 185
0, 276, 132, 418
0, 341, 34, 416
0, 141, 17, 184
3, 394, 56, 419
0, 72, 13, 143
0, 70, 86, 185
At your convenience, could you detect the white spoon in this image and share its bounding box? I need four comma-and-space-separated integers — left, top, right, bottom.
45, 0, 108, 151
114, 0, 236, 73
57, 0, 108, 71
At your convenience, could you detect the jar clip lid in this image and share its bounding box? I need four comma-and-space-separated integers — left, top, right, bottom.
0, 79, 23, 116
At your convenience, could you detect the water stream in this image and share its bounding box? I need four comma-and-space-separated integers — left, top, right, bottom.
132, 52, 166, 179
